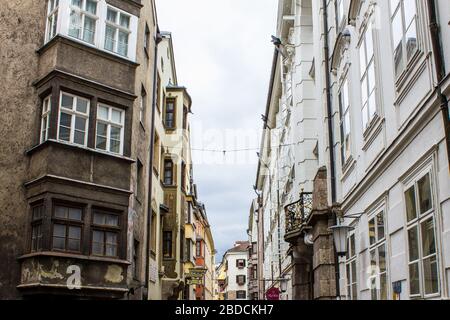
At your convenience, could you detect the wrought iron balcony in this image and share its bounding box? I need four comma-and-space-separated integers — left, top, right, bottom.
284, 192, 313, 241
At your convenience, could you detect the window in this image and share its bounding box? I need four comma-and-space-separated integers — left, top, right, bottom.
405, 172, 439, 297
91, 210, 120, 257
390, 0, 418, 78
46, 0, 59, 42
252, 242, 257, 255
52, 205, 83, 252
164, 159, 174, 185
58, 92, 90, 146
31, 204, 44, 252
236, 275, 246, 285
104, 7, 131, 57
68, 0, 98, 44
339, 79, 351, 165
96, 104, 124, 154
196, 240, 202, 257
236, 290, 246, 299
165, 98, 176, 129
252, 292, 259, 300
150, 211, 157, 253
156, 74, 161, 112
40, 96, 51, 143
359, 22, 377, 130
163, 231, 173, 258
346, 232, 357, 300
236, 259, 246, 269
153, 133, 160, 172
183, 106, 188, 130
181, 161, 186, 191
252, 264, 257, 280
368, 211, 388, 300
336, 0, 345, 28
133, 239, 139, 279
136, 160, 144, 200
140, 87, 147, 124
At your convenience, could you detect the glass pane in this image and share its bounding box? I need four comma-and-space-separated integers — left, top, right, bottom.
62, 94, 74, 109
408, 226, 419, 262
377, 212, 385, 241
110, 139, 120, 153
60, 112, 72, 129
423, 256, 439, 294
409, 262, 420, 295
106, 244, 117, 256
96, 122, 107, 137
98, 106, 109, 120
421, 218, 436, 256
380, 273, 387, 300
362, 104, 368, 129
74, 129, 85, 145
110, 126, 121, 140
68, 208, 82, 220
352, 283, 357, 300
111, 109, 122, 123
93, 230, 104, 243
106, 214, 119, 227
390, 0, 400, 16
53, 237, 65, 250
369, 93, 377, 120
92, 242, 103, 255
350, 234, 356, 258
105, 25, 115, 51
405, 186, 417, 222
106, 8, 117, 23
96, 135, 107, 150
351, 260, 357, 282
417, 173, 432, 214
68, 239, 80, 251
68, 226, 81, 239
404, 0, 417, 26
392, 9, 403, 49
379, 244, 386, 272
69, 10, 81, 38
55, 206, 68, 219
93, 212, 105, 225
369, 218, 376, 245
75, 116, 86, 131
366, 25, 374, 59
368, 63, 376, 92
71, 0, 81, 8
86, 0, 97, 14
118, 31, 128, 56
361, 77, 368, 104
370, 249, 376, 270
53, 224, 66, 237
406, 21, 417, 61
106, 232, 117, 244
119, 14, 130, 28
83, 16, 96, 43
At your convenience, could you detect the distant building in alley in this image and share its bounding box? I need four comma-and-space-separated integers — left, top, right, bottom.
220, 241, 250, 300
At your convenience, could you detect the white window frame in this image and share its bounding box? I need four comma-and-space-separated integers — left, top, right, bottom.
40, 96, 52, 143
57, 92, 90, 147
345, 230, 358, 300
336, 0, 345, 30
339, 77, 352, 167
389, 0, 420, 79
95, 104, 125, 155
368, 210, 388, 300
404, 169, 440, 299
68, 0, 99, 45
104, 6, 131, 57
45, 0, 59, 43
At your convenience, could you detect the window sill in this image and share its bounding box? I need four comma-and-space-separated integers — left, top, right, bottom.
362, 116, 384, 151
26, 139, 135, 163
18, 251, 130, 265
394, 49, 424, 95
341, 156, 356, 180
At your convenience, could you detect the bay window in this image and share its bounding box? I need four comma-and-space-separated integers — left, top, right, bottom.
405, 172, 439, 297
339, 79, 351, 165
390, 0, 418, 78
91, 210, 120, 257
105, 7, 131, 57
40, 96, 51, 143
46, 0, 59, 42
68, 0, 98, 44
359, 22, 377, 130
31, 204, 44, 252
96, 104, 124, 154
368, 211, 388, 300
58, 92, 90, 146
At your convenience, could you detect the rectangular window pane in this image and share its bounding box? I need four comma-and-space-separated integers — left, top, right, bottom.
96, 123, 107, 150
408, 226, 419, 262
83, 16, 96, 43
106, 8, 117, 23
98, 106, 109, 120
52, 224, 66, 249
423, 255, 439, 294
111, 109, 122, 123
417, 174, 432, 214
405, 186, 417, 222
92, 230, 104, 255
61, 94, 74, 109
377, 212, 385, 241
405, 20, 417, 61
68, 226, 81, 251
86, 0, 97, 14
68, 207, 82, 221
119, 14, 130, 28
421, 218, 436, 257
118, 31, 128, 56
105, 25, 115, 51
409, 262, 420, 295
378, 244, 386, 272
380, 273, 387, 300
369, 218, 376, 245
55, 206, 68, 219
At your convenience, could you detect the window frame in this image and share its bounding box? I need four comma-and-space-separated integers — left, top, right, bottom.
51, 203, 84, 253
45, 0, 59, 43
57, 92, 90, 147
164, 98, 176, 129
236, 290, 247, 299
338, 77, 352, 167
68, 0, 99, 45
163, 158, 174, 186
30, 203, 45, 252
368, 210, 388, 300
90, 209, 121, 258
95, 104, 125, 155
236, 275, 246, 286
404, 170, 440, 299
104, 6, 132, 57
40, 95, 52, 144
345, 230, 358, 300
163, 231, 173, 258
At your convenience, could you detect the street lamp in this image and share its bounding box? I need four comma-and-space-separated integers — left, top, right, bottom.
329, 224, 354, 257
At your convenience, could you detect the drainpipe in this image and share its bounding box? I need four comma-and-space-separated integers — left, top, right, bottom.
426, 0, 450, 169
322, 0, 340, 300
145, 28, 163, 299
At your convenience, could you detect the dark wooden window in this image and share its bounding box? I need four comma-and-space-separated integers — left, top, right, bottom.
236, 275, 246, 285
236, 259, 246, 269
133, 239, 139, 279
164, 98, 176, 128
181, 161, 186, 190
164, 159, 174, 185
52, 205, 83, 252
136, 159, 144, 199
236, 290, 246, 299
144, 23, 150, 55
156, 73, 161, 112
182, 106, 188, 130
31, 204, 44, 252
163, 231, 172, 258
91, 210, 120, 257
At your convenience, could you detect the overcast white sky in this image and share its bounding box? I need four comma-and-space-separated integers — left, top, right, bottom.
156, 0, 278, 261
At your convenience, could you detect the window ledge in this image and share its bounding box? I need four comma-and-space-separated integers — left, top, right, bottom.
17, 251, 130, 265
341, 157, 356, 181
362, 116, 384, 151
26, 139, 135, 164
394, 50, 424, 92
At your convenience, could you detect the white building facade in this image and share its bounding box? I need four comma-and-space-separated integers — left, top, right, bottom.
222, 242, 250, 300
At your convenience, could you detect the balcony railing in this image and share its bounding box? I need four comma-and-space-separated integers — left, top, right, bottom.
284, 192, 313, 239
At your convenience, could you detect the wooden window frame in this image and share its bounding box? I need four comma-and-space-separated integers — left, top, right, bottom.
90, 209, 121, 258
51, 203, 84, 254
